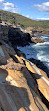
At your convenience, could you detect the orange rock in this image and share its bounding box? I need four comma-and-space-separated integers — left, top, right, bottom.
0, 43, 49, 111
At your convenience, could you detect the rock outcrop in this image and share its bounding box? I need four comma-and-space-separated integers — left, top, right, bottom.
26, 27, 49, 36
8, 27, 31, 47
0, 22, 45, 48
20, 57, 49, 101
0, 22, 31, 47
0, 41, 49, 111
31, 37, 45, 43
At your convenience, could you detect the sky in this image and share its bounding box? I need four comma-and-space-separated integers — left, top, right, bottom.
0, 0, 49, 20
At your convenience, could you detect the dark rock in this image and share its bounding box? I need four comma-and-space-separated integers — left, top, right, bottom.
16, 49, 26, 58
8, 27, 31, 47
29, 58, 49, 78
0, 24, 8, 40
0, 24, 31, 47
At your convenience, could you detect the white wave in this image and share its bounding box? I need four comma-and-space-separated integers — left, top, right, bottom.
41, 36, 48, 38
37, 50, 49, 64
17, 41, 49, 69
33, 42, 49, 47
37, 54, 49, 62
36, 50, 49, 69
17, 44, 37, 59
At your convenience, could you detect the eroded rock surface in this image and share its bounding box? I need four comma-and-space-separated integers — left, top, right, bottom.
0, 41, 49, 111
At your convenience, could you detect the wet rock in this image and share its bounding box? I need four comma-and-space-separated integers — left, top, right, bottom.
16, 49, 26, 58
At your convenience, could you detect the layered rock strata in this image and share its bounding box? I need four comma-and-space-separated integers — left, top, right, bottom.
0, 42, 49, 111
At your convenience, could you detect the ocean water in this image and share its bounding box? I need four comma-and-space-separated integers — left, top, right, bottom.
17, 35, 49, 69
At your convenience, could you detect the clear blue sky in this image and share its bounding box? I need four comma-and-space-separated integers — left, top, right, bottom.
0, 0, 49, 20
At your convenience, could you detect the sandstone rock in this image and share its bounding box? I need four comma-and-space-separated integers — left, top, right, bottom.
0, 42, 49, 110
0, 66, 48, 111
21, 57, 49, 101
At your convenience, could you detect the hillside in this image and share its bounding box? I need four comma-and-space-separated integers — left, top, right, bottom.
0, 10, 49, 30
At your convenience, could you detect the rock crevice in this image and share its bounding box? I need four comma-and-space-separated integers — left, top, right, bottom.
0, 41, 49, 111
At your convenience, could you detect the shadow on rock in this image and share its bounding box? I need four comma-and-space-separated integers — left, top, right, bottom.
0, 68, 31, 111
8, 27, 31, 48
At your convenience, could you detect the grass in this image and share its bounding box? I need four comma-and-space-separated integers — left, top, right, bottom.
0, 10, 49, 30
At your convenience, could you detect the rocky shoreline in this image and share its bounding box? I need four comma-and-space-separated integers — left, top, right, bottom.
31, 37, 45, 43
0, 21, 49, 111
0, 41, 49, 110
0, 21, 45, 47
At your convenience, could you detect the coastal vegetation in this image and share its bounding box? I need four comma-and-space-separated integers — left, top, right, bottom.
0, 10, 49, 30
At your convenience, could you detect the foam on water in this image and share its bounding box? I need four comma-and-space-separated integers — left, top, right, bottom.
42, 37, 48, 39
37, 50, 49, 67
17, 44, 37, 59
33, 42, 49, 47
17, 35, 49, 69
33, 35, 49, 68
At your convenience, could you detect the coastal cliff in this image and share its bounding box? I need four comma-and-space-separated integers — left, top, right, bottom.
0, 21, 45, 47
0, 35, 49, 111
0, 21, 49, 111
0, 40, 49, 111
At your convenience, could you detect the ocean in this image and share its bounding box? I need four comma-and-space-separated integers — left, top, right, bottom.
17, 35, 49, 69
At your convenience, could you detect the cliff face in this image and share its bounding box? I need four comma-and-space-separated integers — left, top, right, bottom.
0, 22, 31, 47
0, 22, 45, 48
8, 27, 31, 47
0, 40, 49, 111
0, 22, 49, 110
